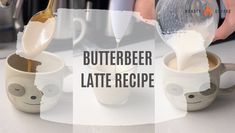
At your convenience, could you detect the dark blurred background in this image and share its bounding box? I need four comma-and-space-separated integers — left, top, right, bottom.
21, 0, 110, 24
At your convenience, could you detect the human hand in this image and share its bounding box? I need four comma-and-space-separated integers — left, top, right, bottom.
134, 0, 155, 20
214, 0, 235, 40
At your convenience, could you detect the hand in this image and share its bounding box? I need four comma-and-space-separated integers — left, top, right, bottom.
134, 0, 155, 20
214, 0, 235, 40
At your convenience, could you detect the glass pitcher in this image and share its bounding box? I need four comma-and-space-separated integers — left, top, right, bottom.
156, 0, 219, 47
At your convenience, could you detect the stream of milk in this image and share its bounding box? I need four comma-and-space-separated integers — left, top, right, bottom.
163, 19, 215, 71
166, 30, 206, 70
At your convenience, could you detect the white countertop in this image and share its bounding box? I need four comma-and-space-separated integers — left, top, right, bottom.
1, 40, 235, 133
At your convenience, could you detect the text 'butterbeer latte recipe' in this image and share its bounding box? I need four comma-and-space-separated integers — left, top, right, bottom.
81, 51, 154, 88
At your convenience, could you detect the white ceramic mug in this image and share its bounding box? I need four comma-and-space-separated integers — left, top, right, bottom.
5, 52, 70, 113
90, 64, 137, 106
73, 18, 87, 45
161, 52, 235, 111
54, 9, 73, 39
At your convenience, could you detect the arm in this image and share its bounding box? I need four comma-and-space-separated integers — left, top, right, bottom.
134, 0, 155, 20
214, 0, 235, 40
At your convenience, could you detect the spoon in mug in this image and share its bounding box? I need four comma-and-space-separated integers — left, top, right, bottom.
22, 0, 56, 58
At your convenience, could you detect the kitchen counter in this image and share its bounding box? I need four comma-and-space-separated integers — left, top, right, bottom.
0, 40, 235, 133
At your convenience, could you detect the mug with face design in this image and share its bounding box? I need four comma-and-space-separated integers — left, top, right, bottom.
161, 52, 235, 111
5, 52, 71, 113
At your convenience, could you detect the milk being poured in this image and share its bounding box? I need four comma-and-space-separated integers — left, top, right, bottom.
166, 30, 205, 70
163, 19, 215, 71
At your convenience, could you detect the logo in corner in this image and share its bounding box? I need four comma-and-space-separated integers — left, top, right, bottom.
202, 0, 213, 17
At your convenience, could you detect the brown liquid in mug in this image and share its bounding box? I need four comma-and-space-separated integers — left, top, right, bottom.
8, 54, 41, 73
27, 60, 33, 72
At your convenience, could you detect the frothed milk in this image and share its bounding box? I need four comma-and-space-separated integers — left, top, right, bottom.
21, 18, 56, 72
168, 56, 217, 73
22, 18, 56, 58
166, 30, 206, 70
161, 18, 215, 71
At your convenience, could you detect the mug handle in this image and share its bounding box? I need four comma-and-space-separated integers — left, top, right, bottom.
219, 63, 235, 95
73, 18, 86, 45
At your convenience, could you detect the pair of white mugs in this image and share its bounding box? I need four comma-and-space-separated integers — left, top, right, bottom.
5, 51, 235, 113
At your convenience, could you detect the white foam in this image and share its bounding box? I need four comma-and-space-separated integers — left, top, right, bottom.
166, 30, 206, 70
21, 18, 56, 58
